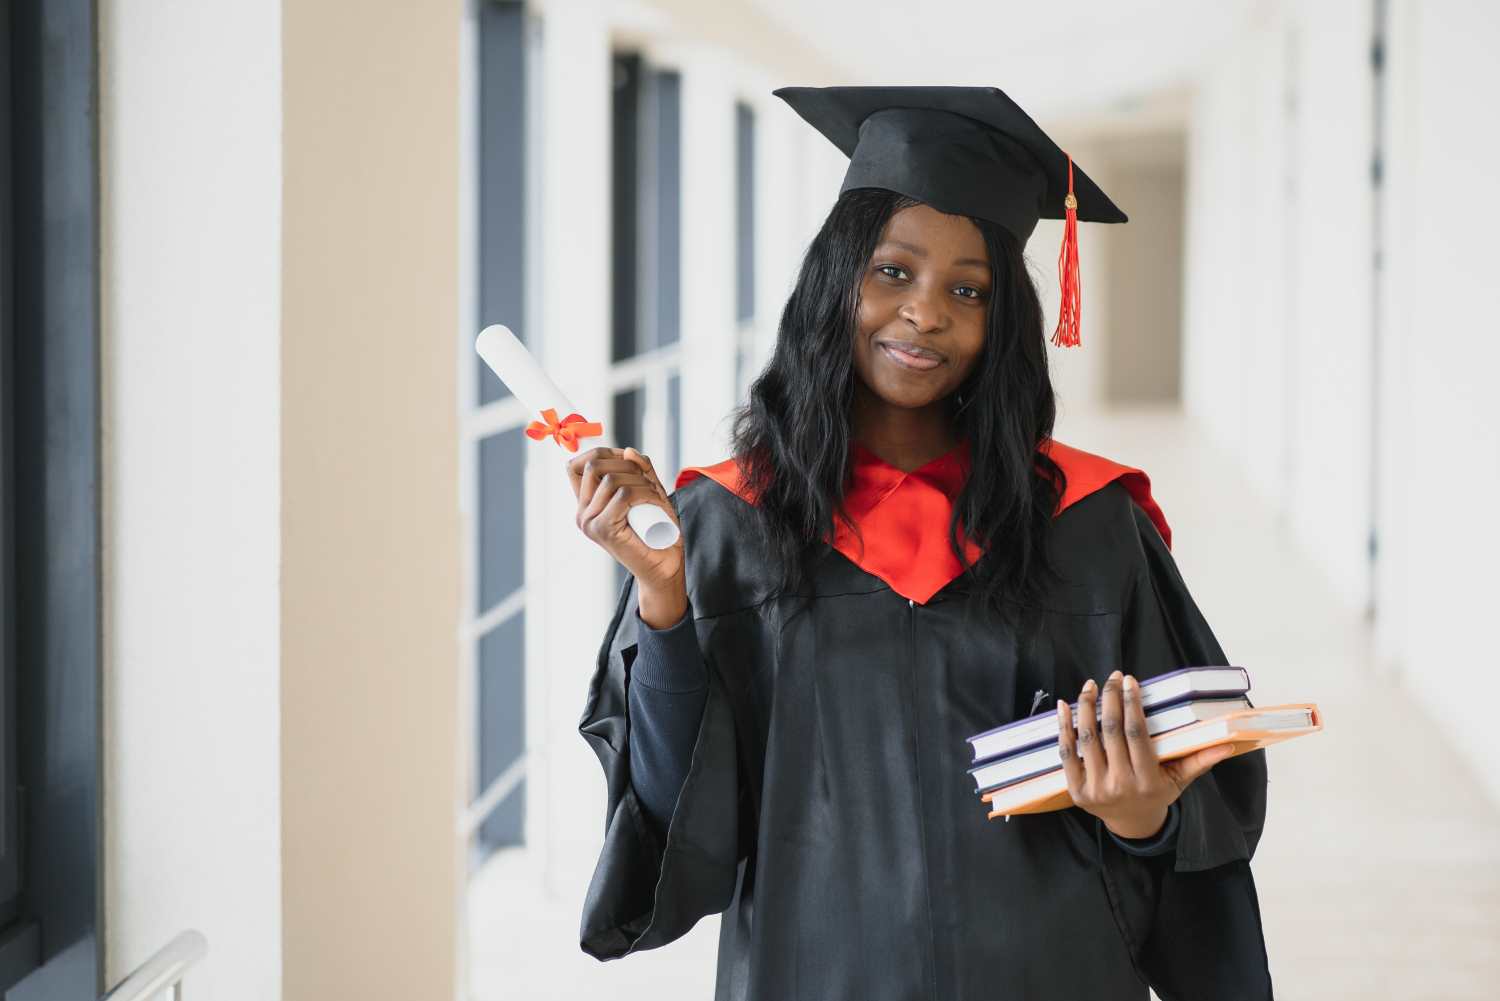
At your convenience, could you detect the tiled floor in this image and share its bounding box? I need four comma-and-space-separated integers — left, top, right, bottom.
468, 407, 1500, 999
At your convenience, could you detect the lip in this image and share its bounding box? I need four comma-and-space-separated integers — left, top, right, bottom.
878, 340, 945, 371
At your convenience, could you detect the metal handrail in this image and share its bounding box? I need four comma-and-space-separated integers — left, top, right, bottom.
100, 930, 207, 1001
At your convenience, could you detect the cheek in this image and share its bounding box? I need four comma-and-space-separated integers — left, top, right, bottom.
855, 282, 882, 335
955, 320, 988, 375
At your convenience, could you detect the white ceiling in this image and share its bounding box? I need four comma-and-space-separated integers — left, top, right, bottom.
747, 0, 1260, 127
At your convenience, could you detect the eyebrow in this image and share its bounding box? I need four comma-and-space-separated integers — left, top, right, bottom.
878, 239, 989, 271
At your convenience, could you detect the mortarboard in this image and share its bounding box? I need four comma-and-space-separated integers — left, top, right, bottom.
772, 85, 1127, 348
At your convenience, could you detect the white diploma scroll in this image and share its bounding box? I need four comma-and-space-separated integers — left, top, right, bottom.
475, 324, 681, 550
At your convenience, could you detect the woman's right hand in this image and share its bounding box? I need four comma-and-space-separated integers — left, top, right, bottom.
567, 446, 688, 628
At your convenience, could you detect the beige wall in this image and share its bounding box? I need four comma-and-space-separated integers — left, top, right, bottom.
1100, 150, 1185, 405
281, 2, 462, 999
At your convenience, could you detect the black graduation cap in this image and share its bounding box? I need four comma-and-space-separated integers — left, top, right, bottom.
772, 85, 1126, 347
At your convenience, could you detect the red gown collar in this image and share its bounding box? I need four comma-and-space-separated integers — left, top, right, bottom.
674, 438, 1170, 605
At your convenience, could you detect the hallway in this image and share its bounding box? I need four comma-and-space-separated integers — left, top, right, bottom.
1061, 408, 1500, 999
468, 408, 1500, 999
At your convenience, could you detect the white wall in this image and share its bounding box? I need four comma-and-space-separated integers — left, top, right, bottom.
1183, 0, 1374, 607
1377, 0, 1500, 803
98, 1, 283, 997
1182, 0, 1500, 804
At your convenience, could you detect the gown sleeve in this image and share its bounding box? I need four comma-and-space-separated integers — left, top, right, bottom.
1104, 500, 1274, 1001
1120, 501, 1268, 871
1107, 799, 1180, 857
627, 602, 710, 834
576, 572, 746, 961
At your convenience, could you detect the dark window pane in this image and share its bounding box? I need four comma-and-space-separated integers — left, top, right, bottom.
478, 1, 529, 405
477, 609, 525, 849
612, 387, 642, 450
611, 53, 642, 363
479, 777, 525, 853
7, 3, 104, 986
652, 71, 681, 349
612, 60, 679, 360
735, 101, 755, 324
612, 387, 643, 598
478, 427, 525, 613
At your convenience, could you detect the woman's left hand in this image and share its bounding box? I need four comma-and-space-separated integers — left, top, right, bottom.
1056, 671, 1237, 840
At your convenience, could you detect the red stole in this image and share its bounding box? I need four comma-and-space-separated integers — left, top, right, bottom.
675, 439, 1169, 605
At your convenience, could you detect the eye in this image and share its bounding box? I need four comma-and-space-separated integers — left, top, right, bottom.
954, 285, 986, 300
876, 264, 909, 281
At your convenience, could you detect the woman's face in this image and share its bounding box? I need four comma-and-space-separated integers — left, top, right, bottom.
852, 202, 991, 412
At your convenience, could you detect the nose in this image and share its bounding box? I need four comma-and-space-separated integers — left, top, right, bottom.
898, 286, 947, 333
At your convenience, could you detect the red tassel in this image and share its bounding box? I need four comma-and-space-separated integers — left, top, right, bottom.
1051, 154, 1082, 348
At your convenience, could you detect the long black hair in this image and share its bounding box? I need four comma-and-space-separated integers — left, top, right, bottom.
727, 187, 1067, 625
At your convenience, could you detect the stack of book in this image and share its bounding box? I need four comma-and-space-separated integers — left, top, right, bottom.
966, 667, 1322, 819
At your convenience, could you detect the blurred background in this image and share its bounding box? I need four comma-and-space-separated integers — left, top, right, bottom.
4, 0, 1498, 998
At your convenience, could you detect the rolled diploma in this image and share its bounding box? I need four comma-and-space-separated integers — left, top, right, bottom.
475, 324, 680, 550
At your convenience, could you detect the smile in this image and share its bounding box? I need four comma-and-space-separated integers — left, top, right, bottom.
879, 342, 944, 371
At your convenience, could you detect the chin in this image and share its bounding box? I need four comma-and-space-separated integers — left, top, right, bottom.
871, 381, 945, 410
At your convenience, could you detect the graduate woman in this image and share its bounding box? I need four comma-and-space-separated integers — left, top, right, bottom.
567, 87, 1272, 1000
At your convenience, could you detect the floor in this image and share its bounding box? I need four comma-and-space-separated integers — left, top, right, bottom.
468, 407, 1500, 1000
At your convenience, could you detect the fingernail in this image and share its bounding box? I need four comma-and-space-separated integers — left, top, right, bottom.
1109, 670, 1122, 682
1124, 675, 1137, 692
1083, 679, 1096, 693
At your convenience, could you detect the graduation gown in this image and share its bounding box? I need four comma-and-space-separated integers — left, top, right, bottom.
577, 439, 1272, 1000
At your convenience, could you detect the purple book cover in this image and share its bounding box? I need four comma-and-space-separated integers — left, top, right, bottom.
965, 666, 1252, 762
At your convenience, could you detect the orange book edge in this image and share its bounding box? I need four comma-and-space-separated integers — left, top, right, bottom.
983, 702, 1324, 820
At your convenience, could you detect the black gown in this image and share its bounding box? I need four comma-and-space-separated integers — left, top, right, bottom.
577, 472, 1273, 1001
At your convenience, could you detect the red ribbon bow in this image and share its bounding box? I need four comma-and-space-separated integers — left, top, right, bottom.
524, 407, 603, 452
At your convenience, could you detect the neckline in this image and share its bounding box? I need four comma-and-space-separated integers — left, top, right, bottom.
848, 438, 972, 510
850, 438, 971, 477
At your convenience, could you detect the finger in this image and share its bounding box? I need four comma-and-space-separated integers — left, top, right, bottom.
583, 482, 663, 548
578, 471, 651, 531
597, 483, 677, 553
1055, 699, 1086, 800
578, 467, 649, 520
1163, 743, 1238, 791
1075, 679, 1106, 784
1099, 670, 1130, 779
1121, 674, 1159, 774
574, 456, 639, 511
622, 447, 668, 500
566, 446, 621, 498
